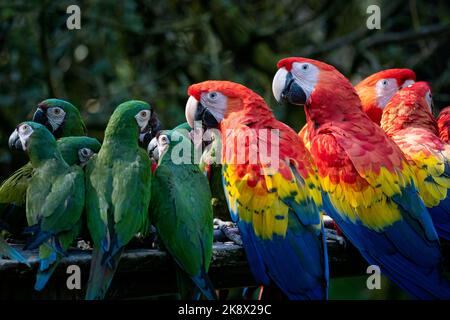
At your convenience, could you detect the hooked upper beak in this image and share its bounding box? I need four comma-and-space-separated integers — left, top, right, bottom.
32, 108, 51, 131
8, 129, 23, 151
185, 96, 219, 129
147, 137, 159, 161
272, 68, 307, 106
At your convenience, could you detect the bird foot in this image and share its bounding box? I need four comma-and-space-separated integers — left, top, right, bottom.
213, 219, 242, 245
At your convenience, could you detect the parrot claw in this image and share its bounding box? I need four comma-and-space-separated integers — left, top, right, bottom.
213, 219, 242, 245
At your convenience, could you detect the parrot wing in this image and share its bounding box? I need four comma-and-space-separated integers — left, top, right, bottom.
0, 162, 34, 207
391, 127, 450, 240
152, 155, 216, 300
222, 125, 328, 300
27, 166, 85, 249
311, 129, 450, 299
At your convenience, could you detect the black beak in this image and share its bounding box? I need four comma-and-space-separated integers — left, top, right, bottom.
139, 111, 163, 149
8, 130, 23, 151
32, 109, 52, 132
195, 102, 219, 128
281, 73, 307, 106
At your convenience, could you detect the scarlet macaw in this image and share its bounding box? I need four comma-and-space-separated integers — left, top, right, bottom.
381, 82, 450, 240
273, 57, 450, 299
437, 106, 450, 143
185, 81, 328, 300
355, 69, 416, 125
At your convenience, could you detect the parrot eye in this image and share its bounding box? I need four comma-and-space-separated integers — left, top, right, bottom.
208, 92, 218, 100
382, 79, 388, 87
159, 135, 169, 144
80, 148, 90, 156
19, 124, 29, 133
139, 110, 151, 119
301, 64, 309, 71
49, 107, 64, 116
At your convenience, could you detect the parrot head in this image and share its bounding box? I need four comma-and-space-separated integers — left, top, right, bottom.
381, 82, 436, 134
104, 100, 161, 148
272, 57, 359, 108
9, 121, 55, 152
186, 80, 267, 129
78, 147, 96, 167
32, 99, 86, 138
354, 69, 416, 124
147, 130, 171, 162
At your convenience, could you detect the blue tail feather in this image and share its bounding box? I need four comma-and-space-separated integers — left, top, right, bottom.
0, 237, 30, 267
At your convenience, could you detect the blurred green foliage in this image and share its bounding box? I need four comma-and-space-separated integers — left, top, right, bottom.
1, 0, 450, 179
0, 0, 449, 299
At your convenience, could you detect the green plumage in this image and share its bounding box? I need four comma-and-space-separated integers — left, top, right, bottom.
0, 99, 87, 231
85, 100, 153, 300
15, 122, 86, 290
151, 129, 216, 299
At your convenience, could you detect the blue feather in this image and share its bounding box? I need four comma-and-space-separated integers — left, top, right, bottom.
0, 238, 30, 267
322, 186, 450, 300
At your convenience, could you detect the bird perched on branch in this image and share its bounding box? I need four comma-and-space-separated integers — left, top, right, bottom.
85, 100, 159, 300
381, 82, 450, 240
148, 129, 216, 300
8, 122, 91, 291
185, 80, 328, 300
273, 57, 450, 299
0, 99, 87, 234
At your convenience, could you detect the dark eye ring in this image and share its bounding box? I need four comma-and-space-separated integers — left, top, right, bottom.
382, 80, 388, 86
208, 92, 217, 100
53, 108, 61, 115
302, 64, 309, 70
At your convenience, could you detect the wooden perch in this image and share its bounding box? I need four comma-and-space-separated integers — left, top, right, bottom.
1, 238, 449, 300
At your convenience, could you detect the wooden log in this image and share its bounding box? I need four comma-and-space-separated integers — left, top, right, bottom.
0, 239, 449, 299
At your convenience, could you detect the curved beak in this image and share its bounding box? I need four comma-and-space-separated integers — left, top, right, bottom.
32, 108, 51, 131
272, 68, 307, 106
8, 129, 23, 151
185, 96, 219, 129
147, 137, 159, 161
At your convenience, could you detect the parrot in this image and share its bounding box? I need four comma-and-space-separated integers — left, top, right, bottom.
380, 82, 450, 240
295, 68, 415, 149
147, 129, 216, 300
437, 106, 450, 143
185, 80, 328, 300
84, 100, 159, 300
8, 122, 88, 291
0, 99, 88, 235
272, 57, 450, 299
355, 69, 416, 125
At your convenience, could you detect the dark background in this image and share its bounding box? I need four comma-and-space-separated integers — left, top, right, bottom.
0, 0, 449, 299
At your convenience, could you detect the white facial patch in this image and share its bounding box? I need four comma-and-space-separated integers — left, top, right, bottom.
401, 80, 415, 88
290, 62, 319, 102
46, 107, 66, 131
200, 91, 227, 123
78, 147, 94, 165
375, 78, 399, 109
135, 110, 151, 132
18, 124, 34, 151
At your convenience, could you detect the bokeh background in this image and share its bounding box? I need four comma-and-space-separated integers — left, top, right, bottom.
1, 0, 449, 299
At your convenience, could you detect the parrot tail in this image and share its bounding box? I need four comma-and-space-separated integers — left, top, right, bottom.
0, 237, 30, 267
190, 267, 217, 300
23, 225, 53, 250
85, 246, 124, 300
34, 251, 60, 291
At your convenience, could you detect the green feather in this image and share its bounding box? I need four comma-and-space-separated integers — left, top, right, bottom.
151, 130, 216, 299
85, 101, 153, 300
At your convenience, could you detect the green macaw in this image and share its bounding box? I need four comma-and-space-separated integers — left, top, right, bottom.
8, 122, 88, 291
173, 122, 229, 221
0, 99, 87, 232
85, 100, 159, 300
0, 136, 100, 267
147, 129, 216, 300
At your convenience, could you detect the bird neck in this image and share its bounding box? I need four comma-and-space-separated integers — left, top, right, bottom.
28, 139, 64, 167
